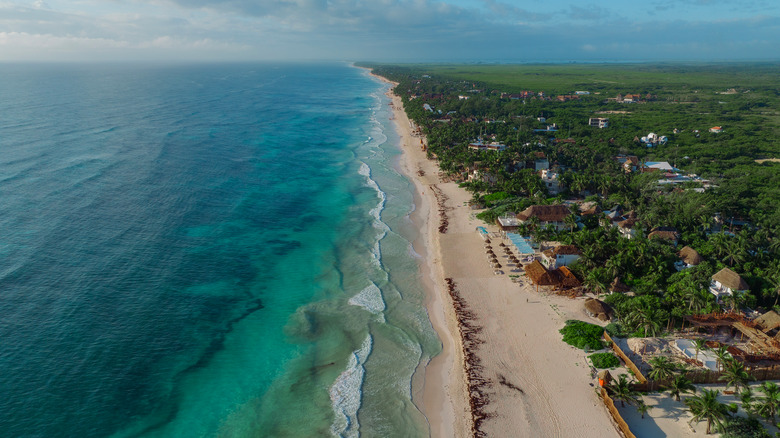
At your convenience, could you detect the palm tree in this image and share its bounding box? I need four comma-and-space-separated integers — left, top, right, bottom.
685, 389, 734, 434
740, 386, 756, 415
564, 213, 578, 233
648, 356, 678, 382
608, 374, 641, 408
693, 339, 708, 363
625, 307, 662, 337
719, 359, 753, 394
754, 382, 780, 427
636, 401, 651, 419
584, 268, 609, 297
668, 374, 696, 402
722, 239, 747, 267
713, 346, 731, 372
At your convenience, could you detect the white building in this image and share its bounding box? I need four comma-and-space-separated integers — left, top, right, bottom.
709, 268, 748, 302
588, 117, 609, 129
540, 169, 563, 195
542, 245, 582, 269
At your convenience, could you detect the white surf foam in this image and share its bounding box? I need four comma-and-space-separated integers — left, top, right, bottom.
329, 335, 373, 438
348, 282, 386, 322
358, 162, 390, 267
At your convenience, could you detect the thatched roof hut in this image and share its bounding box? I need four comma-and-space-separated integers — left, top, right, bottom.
678, 246, 703, 266
712, 267, 749, 291
581, 204, 602, 216
554, 266, 581, 288
648, 229, 679, 242
584, 298, 612, 321
610, 277, 631, 293
617, 217, 638, 230
525, 260, 556, 288
754, 310, 780, 333
516, 205, 571, 223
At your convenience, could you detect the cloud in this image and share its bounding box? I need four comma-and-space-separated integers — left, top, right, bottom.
0, 0, 778, 61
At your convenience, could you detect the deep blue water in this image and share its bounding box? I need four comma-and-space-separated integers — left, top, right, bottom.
0, 63, 438, 437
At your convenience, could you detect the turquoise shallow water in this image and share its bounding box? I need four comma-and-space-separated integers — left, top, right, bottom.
0, 63, 439, 437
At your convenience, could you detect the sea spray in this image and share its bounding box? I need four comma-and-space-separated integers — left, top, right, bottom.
329, 335, 373, 438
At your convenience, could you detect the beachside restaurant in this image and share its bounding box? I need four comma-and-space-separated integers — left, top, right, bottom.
524, 260, 581, 293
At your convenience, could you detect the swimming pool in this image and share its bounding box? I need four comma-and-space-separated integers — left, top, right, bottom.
507, 233, 535, 254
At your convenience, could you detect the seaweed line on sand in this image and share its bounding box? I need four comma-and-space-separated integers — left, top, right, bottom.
445, 277, 494, 437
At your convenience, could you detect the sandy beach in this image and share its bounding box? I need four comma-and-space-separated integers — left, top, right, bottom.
372, 71, 621, 437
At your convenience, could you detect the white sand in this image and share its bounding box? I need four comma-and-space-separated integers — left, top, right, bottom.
371, 70, 620, 437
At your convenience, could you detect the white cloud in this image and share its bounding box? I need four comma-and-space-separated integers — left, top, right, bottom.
0, 0, 777, 61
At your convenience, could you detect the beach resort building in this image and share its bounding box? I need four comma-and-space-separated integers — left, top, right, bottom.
588, 117, 609, 129
541, 245, 582, 269
615, 155, 639, 173
533, 152, 549, 171
648, 226, 679, 245
496, 213, 521, 232
616, 216, 640, 239
709, 267, 749, 301
516, 205, 572, 231
539, 169, 563, 195
675, 246, 703, 271
525, 260, 581, 292
468, 140, 507, 152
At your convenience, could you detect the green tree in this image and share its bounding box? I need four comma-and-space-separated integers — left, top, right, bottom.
685, 389, 734, 434
713, 346, 731, 372
719, 359, 753, 394
636, 401, 651, 419
668, 374, 696, 402
754, 382, 780, 427
648, 356, 678, 382
693, 339, 709, 362
608, 374, 641, 408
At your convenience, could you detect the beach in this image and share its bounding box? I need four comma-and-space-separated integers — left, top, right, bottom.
373, 71, 621, 437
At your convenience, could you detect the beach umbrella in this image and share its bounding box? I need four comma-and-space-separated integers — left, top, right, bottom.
484, 238, 491, 244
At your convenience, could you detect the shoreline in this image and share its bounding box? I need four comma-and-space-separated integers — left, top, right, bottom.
369, 68, 620, 437
368, 70, 469, 438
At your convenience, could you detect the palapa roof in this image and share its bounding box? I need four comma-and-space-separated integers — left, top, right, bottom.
525, 260, 557, 285
648, 230, 678, 241
617, 217, 638, 229
712, 267, 749, 291
580, 205, 602, 216
678, 246, 703, 265
516, 205, 571, 223
554, 266, 581, 288
550, 245, 582, 256
584, 298, 612, 321
610, 277, 631, 293
754, 311, 780, 333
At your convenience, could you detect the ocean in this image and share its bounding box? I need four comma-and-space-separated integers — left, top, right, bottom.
0, 63, 440, 437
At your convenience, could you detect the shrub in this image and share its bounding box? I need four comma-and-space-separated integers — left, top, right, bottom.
589, 352, 620, 369
605, 322, 627, 338
720, 416, 770, 438
560, 320, 605, 351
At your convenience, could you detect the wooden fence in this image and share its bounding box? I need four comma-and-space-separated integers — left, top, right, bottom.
600, 387, 637, 438
604, 331, 647, 384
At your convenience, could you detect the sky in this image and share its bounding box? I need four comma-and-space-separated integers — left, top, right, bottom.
0, 0, 778, 62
